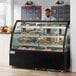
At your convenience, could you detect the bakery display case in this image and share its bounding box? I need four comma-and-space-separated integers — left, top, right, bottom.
10, 20, 70, 71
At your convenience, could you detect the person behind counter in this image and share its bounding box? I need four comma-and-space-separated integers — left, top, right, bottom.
43, 8, 56, 21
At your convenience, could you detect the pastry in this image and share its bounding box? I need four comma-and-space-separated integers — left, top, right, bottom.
29, 24, 35, 26
29, 32, 35, 35
28, 47, 36, 50
52, 40, 58, 45
21, 24, 24, 26
52, 40, 63, 45
44, 33, 50, 36
18, 37, 26, 42
44, 48, 51, 51
35, 32, 41, 35
59, 34, 64, 36
17, 47, 26, 50
25, 38, 33, 43
51, 34, 56, 36
31, 48, 36, 50
37, 24, 42, 26
18, 37, 32, 43
58, 40, 63, 45
55, 24, 59, 26
57, 49, 60, 52
46, 24, 51, 26
21, 32, 26, 34
36, 39, 50, 44
43, 33, 47, 35
62, 24, 66, 27
21, 22, 26, 26
28, 47, 33, 50
57, 49, 63, 52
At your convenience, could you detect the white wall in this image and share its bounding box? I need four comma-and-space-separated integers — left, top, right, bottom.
0, 0, 13, 66
70, 0, 76, 72
14, 0, 70, 23
6, 0, 14, 26
0, 0, 7, 3
0, 34, 11, 66
0, 3, 6, 26
0, 0, 14, 26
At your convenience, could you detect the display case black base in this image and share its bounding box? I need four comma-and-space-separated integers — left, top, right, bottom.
10, 50, 70, 71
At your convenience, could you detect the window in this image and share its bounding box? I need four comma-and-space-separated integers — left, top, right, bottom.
0, 3, 6, 26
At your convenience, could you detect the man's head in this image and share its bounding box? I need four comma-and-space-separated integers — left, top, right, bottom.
45, 8, 52, 17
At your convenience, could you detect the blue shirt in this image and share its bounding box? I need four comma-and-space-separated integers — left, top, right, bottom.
43, 16, 56, 21
43, 16, 57, 33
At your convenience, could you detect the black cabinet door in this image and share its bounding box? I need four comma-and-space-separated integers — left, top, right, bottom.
10, 50, 70, 70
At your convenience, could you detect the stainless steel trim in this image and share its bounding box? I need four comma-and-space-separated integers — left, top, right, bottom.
10, 51, 15, 54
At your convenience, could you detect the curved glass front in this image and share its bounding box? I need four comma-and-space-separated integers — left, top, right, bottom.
11, 21, 69, 52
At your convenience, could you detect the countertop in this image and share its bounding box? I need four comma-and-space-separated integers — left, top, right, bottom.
0, 32, 11, 34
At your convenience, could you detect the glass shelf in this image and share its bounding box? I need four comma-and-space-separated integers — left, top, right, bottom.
16, 43, 63, 48
13, 33, 64, 38
18, 26, 66, 29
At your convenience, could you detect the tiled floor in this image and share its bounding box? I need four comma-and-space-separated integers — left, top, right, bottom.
0, 66, 76, 76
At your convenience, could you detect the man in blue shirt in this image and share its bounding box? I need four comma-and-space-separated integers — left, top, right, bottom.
43, 8, 56, 21
43, 8, 57, 34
